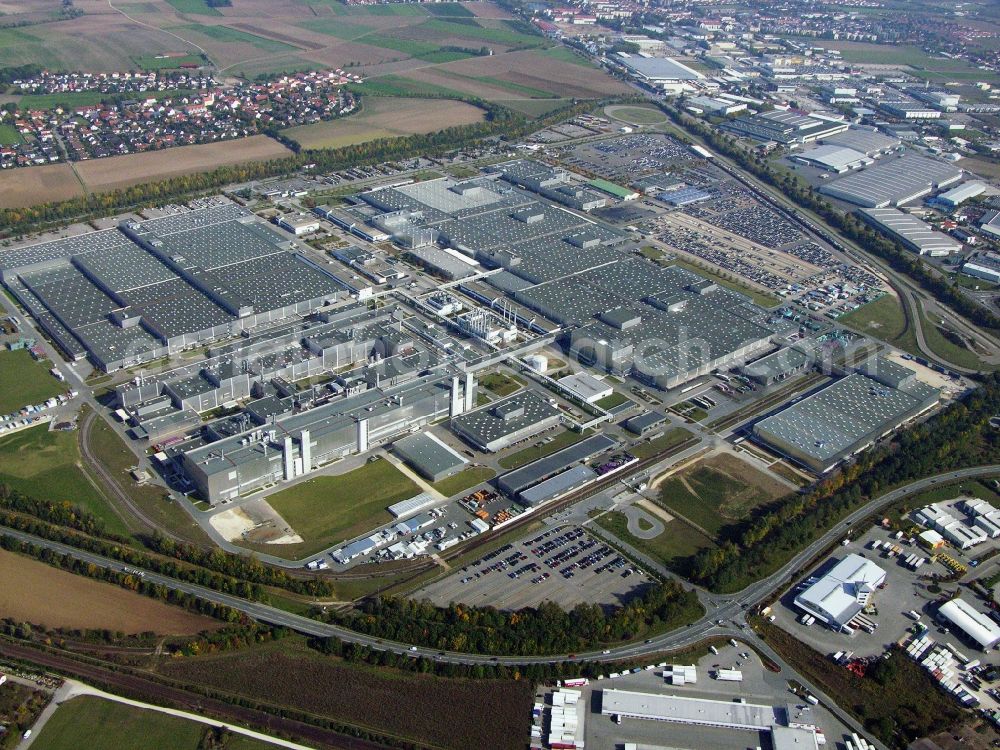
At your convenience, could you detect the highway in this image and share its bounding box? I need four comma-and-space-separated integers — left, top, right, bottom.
4, 464, 997, 667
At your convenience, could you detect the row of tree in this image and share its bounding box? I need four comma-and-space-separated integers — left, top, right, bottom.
327, 579, 702, 656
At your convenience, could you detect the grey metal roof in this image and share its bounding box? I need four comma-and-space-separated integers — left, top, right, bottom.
754, 372, 939, 466
392, 431, 467, 479
450, 390, 560, 447
819, 153, 962, 207
498, 433, 617, 495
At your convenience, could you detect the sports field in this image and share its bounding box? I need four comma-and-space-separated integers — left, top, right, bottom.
0, 549, 218, 633
30, 696, 278, 750
265, 458, 420, 553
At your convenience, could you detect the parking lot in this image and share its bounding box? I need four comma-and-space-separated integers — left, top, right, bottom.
555, 133, 699, 181
414, 525, 651, 610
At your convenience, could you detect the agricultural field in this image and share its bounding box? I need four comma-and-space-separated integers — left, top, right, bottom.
283, 96, 484, 150
655, 453, 790, 537
72, 136, 291, 192
157, 637, 533, 750
0, 349, 65, 414
0, 549, 218, 633
264, 457, 420, 554
0, 162, 83, 208
29, 696, 280, 750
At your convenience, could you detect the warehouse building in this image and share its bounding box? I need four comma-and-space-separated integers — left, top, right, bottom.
752, 358, 939, 472
740, 342, 815, 386
489, 160, 607, 212
392, 431, 468, 482
820, 128, 900, 158
818, 154, 962, 208
720, 110, 849, 145
519, 464, 597, 507
599, 691, 821, 749
514, 260, 784, 390
934, 181, 986, 208
615, 55, 704, 92
793, 554, 886, 631
450, 390, 562, 453
497, 433, 617, 496
962, 253, 1000, 285
557, 372, 614, 403
3, 203, 343, 372
624, 410, 667, 435
859, 208, 962, 256
793, 144, 871, 173
937, 598, 1000, 651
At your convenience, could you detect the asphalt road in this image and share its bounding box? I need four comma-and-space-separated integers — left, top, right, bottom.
4, 464, 997, 667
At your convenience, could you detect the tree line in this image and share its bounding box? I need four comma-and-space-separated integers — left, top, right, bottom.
326, 579, 702, 656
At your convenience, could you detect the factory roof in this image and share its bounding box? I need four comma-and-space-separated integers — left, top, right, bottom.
821, 127, 899, 156
860, 208, 962, 256
624, 410, 667, 434
795, 553, 886, 626
600, 690, 777, 729
754, 371, 938, 468
819, 153, 962, 208
518, 464, 597, 507
796, 144, 869, 172
498, 433, 618, 496
938, 598, 1000, 650
392, 431, 467, 480
618, 55, 705, 81
936, 181, 986, 206
450, 389, 560, 448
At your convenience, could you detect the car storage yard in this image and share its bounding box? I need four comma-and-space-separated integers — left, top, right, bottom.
414, 525, 651, 610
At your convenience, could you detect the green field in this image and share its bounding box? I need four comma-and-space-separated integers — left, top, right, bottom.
424, 2, 475, 16
919, 307, 997, 371
480, 371, 524, 397
435, 69, 555, 98
0, 349, 64, 413
419, 18, 542, 47
656, 457, 788, 537
838, 294, 917, 353
0, 123, 22, 145
164, 0, 222, 16
266, 458, 420, 551
134, 53, 204, 70
538, 46, 592, 67
497, 429, 585, 470
354, 74, 463, 99
595, 391, 630, 410
431, 466, 496, 497
0, 423, 129, 537
593, 510, 715, 568
631, 428, 693, 460
30, 696, 279, 750
180, 24, 297, 52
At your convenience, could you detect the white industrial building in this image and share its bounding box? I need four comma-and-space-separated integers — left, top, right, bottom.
934, 181, 985, 208
599, 690, 820, 749
557, 372, 614, 404
913, 502, 988, 550
962, 253, 1000, 285
937, 598, 1000, 651
859, 208, 962, 256
794, 144, 871, 173
793, 553, 886, 631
